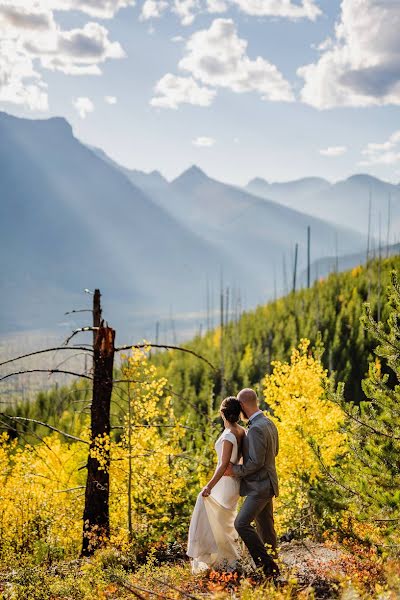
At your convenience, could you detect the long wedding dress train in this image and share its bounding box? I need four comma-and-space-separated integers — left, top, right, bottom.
187, 429, 241, 573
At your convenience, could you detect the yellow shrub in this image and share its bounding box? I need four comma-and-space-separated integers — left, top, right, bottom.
0, 348, 192, 561
110, 347, 191, 547
0, 431, 87, 558
263, 339, 346, 533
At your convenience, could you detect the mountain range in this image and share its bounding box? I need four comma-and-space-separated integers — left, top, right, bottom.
1, 111, 397, 340
246, 175, 400, 238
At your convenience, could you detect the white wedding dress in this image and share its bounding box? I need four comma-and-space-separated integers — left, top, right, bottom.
187, 429, 241, 573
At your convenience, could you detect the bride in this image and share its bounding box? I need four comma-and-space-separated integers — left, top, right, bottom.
187, 396, 246, 573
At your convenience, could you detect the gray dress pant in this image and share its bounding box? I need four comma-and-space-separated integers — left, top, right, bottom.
234, 495, 279, 574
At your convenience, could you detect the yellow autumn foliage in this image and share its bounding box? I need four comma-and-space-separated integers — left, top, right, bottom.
0, 348, 193, 562
263, 339, 346, 533
110, 347, 191, 548
0, 431, 87, 558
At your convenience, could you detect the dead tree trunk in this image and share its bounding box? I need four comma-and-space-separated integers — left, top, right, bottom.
93, 289, 102, 346
292, 243, 299, 294
307, 226, 311, 288
81, 322, 115, 556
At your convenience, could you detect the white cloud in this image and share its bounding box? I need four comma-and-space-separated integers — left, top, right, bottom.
360, 130, 400, 166
105, 95, 117, 104
0, 2, 54, 31
140, 0, 321, 24
25, 22, 125, 75
179, 18, 294, 101
150, 73, 216, 108
173, 0, 200, 25
298, 0, 400, 108
207, 0, 227, 13
0, 1, 126, 110
0, 39, 48, 110
140, 0, 168, 20
50, 0, 135, 19
73, 96, 94, 118
192, 136, 215, 146
0, 3, 52, 110
319, 145, 347, 157
151, 18, 293, 108
171, 35, 185, 42
232, 0, 321, 20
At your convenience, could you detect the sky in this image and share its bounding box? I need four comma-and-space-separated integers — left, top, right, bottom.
1, 0, 400, 185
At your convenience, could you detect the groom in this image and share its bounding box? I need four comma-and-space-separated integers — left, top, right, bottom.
225, 388, 280, 578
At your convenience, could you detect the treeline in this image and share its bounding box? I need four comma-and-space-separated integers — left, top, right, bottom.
6, 254, 399, 434
152, 255, 400, 412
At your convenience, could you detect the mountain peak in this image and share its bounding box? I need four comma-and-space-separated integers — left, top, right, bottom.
343, 173, 383, 186
149, 169, 167, 183
248, 176, 269, 186
0, 111, 73, 137
172, 164, 208, 186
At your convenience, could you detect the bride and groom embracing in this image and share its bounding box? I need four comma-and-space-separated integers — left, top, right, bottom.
187, 388, 280, 579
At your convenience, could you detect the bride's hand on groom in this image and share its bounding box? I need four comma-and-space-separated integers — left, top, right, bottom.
224, 463, 234, 477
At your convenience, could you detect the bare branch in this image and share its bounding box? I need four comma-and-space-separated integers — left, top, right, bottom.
54, 352, 91, 371
64, 327, 98, 346
151, 578, 201, 600
110, 423, 214, 437
115, 343, 218, 372
112, 574, 200, 600
55, 486, 85, 493
65, 309, 93, 315
0, 417, 60, 459
0, 414, 89, 444
0, 347, 93, 368
118, 581, 176, 600
0, 369, 93, 382
111, 578, 148, 600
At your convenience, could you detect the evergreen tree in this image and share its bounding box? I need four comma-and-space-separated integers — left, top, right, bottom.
329, 270, 400, 545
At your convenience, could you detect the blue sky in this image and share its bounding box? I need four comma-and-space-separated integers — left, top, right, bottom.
1, 0, 400, 185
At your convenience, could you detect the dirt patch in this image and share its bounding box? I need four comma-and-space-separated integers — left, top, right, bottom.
279, 540, 349, 598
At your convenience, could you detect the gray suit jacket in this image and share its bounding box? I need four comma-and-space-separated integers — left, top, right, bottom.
232, 413, 279, 498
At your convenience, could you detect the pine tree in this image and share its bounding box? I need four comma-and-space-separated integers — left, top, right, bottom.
330, 270, 400, 545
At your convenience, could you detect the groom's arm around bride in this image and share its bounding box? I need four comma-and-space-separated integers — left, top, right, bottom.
225, 388, 280, 579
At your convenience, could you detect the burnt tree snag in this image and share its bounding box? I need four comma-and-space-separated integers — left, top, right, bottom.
93, 289, 102, 345
81, 322, 115, 556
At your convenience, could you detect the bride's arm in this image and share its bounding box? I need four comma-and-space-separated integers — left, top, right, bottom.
202, 441, 233, 497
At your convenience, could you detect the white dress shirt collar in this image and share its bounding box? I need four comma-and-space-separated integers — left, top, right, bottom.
248, 409, 263, 423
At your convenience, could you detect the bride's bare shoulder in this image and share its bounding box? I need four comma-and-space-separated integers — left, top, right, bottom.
237, 425, 246, 439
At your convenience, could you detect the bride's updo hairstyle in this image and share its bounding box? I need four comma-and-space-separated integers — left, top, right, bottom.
220, 396, 241, 424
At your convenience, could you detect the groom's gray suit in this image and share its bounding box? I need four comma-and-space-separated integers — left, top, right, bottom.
232, 412, 279, 574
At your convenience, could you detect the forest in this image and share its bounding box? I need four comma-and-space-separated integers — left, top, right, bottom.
1, 254, 400, 599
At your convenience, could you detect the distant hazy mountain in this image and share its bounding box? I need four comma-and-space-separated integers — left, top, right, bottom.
0, 112, 370, 338
247, 177, 330, 206
0, 112, 234, 335
245, 174, 400, 238
93, 154, 368, 306
91, 146, 169, 199
161, 165, 365, 292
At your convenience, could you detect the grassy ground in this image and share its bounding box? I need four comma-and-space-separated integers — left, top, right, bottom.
1, 541, 399, 600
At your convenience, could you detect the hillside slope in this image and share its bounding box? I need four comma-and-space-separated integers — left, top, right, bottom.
153, 254, 400, 408
10, 254, 399, 428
